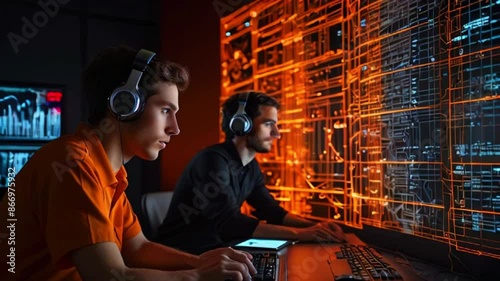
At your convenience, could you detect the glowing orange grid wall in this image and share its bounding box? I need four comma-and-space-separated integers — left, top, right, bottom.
220, 0, 500, 259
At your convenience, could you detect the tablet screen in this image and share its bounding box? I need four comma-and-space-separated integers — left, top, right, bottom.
234, 238, 291, 250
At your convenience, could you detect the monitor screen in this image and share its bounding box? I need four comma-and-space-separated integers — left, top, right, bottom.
0, 82, 64, 188
234, 238, 293, 251
0, 84, 63, 140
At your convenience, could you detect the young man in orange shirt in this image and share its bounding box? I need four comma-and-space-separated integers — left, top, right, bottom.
0, 46, 255, 281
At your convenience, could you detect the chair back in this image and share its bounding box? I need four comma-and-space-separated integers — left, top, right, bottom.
141, 191, 173, 238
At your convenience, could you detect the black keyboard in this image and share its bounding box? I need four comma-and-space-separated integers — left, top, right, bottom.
252, 252, 278, 281
339, 245, 403, 280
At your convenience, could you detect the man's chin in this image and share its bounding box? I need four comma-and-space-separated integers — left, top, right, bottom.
255, 146, 272, 153
141, 152, 159, 161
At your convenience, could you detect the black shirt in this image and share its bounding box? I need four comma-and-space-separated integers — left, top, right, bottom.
155, 141, 288, 254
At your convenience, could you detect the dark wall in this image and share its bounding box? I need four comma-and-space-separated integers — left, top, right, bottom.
158, 0, 252, 191
0, 0, 252, 215
158, 0, 221, 190
0, 0, 161, 213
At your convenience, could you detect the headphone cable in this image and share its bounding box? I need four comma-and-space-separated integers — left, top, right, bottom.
118, 120, 125, 168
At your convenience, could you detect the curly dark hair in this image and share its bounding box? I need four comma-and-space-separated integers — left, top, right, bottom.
83, 45, 190, 125
221, 91, 280, 140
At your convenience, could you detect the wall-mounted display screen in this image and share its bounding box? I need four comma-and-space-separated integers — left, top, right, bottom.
0, 82, 64, 188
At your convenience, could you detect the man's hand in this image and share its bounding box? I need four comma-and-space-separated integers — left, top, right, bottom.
193, 247, 257, 281
317, 221, 346, 242
295, 221, 346, 243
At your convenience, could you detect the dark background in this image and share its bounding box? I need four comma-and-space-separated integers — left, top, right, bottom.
0, 0, 499, 279
0, 0, 250, 211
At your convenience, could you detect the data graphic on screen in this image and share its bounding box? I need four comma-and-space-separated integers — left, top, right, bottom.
0, 83, 63, 188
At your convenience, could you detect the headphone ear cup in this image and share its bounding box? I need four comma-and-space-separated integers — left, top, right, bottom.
230, 113, 253, 136
107, 49, 155, 122
108, 89, 145, 121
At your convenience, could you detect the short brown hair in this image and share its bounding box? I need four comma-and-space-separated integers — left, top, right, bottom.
83, 45, 190, 125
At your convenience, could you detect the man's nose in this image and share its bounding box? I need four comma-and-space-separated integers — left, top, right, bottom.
272, 124, 280, 139
167, 115, 180, 136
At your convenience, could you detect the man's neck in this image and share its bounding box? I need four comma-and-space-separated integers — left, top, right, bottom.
231, 138, 256, 166
92, 122, 130, 173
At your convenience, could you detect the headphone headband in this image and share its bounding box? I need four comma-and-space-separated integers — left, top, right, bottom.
236, 91, 250, 113
133, 49, 156, 72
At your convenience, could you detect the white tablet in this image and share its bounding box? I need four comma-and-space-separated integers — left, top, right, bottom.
234, 238, 293, 251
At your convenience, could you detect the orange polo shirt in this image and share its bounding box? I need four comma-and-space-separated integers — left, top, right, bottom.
0, 123, 142, 281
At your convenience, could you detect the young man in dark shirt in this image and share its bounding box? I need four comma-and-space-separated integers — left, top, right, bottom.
155, 91, 346, 254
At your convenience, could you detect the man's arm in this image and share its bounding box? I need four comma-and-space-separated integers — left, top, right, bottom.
72, 234, 257, 281
121, 231, 200, 270
121, 231, 254, 274
250, 213, 316, 239
71, 242, 196, 281
252, 215, 346, 242
252, 221, 300, 240
281, 213, 317, 227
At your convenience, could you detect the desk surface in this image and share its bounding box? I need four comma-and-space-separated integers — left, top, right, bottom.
272, 233, 469, 281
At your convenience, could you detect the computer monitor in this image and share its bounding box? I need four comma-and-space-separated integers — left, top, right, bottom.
0, 81, 64, 189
